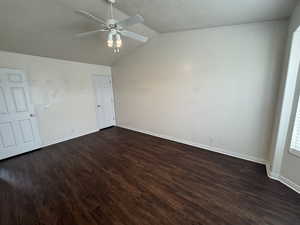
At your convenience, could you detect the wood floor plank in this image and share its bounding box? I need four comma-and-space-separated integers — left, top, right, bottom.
0, 127, 299, 225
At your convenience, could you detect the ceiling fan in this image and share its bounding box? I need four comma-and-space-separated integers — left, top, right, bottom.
75, 0, 148, 53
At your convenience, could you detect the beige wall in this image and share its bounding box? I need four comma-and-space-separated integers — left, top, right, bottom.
112, 21, 288, 163
0, 50, 111, 146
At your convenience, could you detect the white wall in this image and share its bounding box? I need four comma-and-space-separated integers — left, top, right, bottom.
0, 50, 111, 147
112, 21, 288, 163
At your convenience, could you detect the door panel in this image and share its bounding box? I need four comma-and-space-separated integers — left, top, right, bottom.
8, 72, 23, 82
11, 87, 29, 112
0, 122, 17, 147
0, 69, 41, 160
19, 119, 34, 143
0, 87, 8, 114
93, 75, 116, 130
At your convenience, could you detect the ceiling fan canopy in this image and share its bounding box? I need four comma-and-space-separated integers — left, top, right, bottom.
75, 0, 149, 53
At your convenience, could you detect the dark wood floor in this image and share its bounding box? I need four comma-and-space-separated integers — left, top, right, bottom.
0, 127, 300, 225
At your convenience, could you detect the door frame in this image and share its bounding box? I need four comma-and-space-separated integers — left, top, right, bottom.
0, 68, 42, 158
92, 74, 116, 130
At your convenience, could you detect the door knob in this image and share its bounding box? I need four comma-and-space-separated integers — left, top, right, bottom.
30, 114, 35, 117
97, 105, 101, 108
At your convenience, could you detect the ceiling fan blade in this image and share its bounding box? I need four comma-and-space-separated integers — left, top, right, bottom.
75, 10, 106, 25
117, 15, 144, 28
120, 30, 148, 43
76, 29, 107, 38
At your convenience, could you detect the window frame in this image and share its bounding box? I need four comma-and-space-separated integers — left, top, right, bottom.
290, 148, 300, 157
289, 55, 300, 159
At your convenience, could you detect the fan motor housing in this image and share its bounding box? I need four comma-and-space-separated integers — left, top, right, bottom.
107, 0, 116, 4
107, 19, 118, 28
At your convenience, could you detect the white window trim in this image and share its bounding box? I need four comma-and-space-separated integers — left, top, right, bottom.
286, 31, 300, 159
270, 30, 300, 175
288, 93, 300, 159
289, 92, 300, 158
290, 148, 300, 158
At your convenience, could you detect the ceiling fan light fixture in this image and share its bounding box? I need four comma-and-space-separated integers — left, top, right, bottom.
116, 33, 122, 48
76, 0, 148, 53
107, 32, 114, 48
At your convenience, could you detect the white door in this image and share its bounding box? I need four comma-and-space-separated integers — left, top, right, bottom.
0, 69, 41, 160
93, 75, 116, 130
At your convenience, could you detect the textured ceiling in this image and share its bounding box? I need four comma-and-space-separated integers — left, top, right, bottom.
0, 0, 157, 66
0, 0, 297, 66
115, 0, 298, 33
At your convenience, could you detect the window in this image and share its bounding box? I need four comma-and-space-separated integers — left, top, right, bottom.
291, 96, 300, 154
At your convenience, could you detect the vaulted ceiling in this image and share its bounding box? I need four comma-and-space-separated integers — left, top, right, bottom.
116, 0, 298, 33
0, 0, 297, 66
0, 0, 157, 66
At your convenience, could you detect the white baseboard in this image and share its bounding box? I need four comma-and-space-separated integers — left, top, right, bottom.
118, 125, 267, 165
41, 128, 99, 148
279, 176, 300, 194
38, 125, 300, 194
265, 164, 300, 194
0, 128, 100, 160
266, 163, 280, 180
120, 125, 300, 194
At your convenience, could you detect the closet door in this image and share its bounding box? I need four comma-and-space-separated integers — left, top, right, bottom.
93, 75, 116, 130
0, 69, 41, 160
